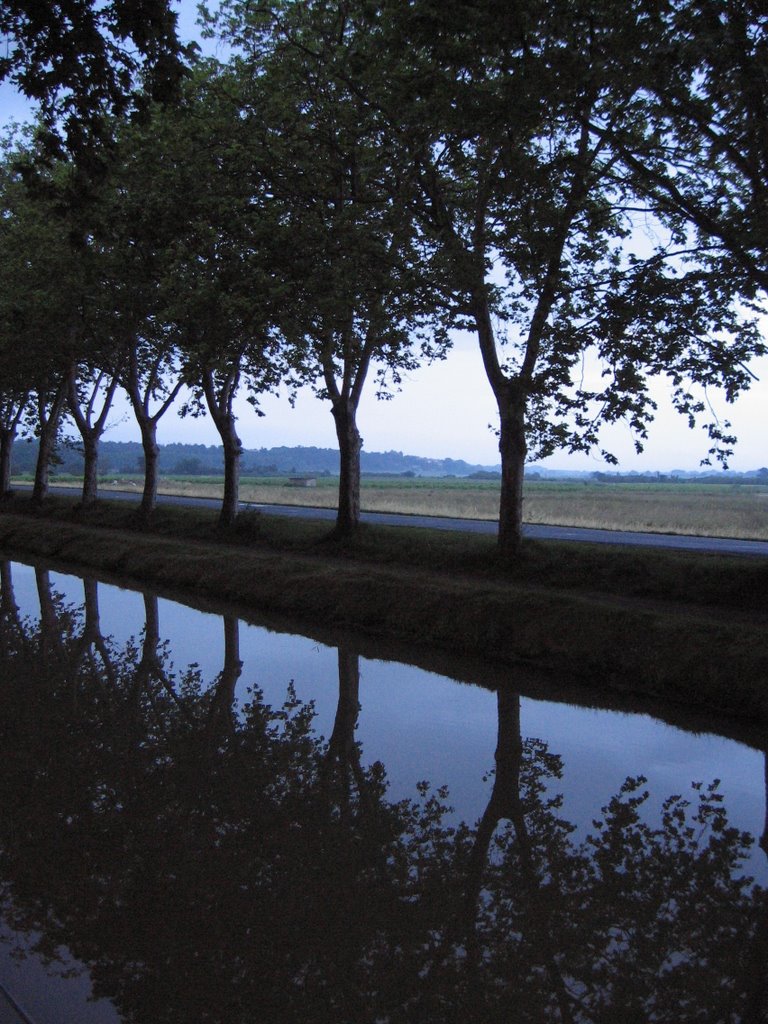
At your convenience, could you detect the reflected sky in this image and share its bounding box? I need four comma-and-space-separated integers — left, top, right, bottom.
8, 559, 764, 854
2, 554, 767, 1023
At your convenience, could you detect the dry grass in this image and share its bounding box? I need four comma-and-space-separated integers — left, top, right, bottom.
522, 483, 768, 539
39, 475, 768, 540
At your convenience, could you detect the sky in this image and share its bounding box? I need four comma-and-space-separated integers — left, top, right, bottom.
1, 2, 766, 473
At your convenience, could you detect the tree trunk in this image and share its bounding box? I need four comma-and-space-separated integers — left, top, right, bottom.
32, 421, 58, 505
67, 365, 120, 508
81, 432, 99, 506
332, 399, 362, 537
0, 427, 15, 498
220, 422, 242, 528
497, 393, 528, 557
138, 420, 159, 517
471, 290, 528, 557
32, 383, 67, 506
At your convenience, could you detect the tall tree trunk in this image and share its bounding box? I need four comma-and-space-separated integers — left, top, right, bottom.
0, 395, 29, 497
0, 427, 15, 497
332, 398, 362, 537
124, 346, 184, 520
220, 423, 242, 528
32, 382, 68, 505
200, 363, 245, 528
138, 418, 159, 517
81, 433, 99, 506
32, 428, 55, 505
67, 365, 121, 507
497, 394, 528, 557
473, 292, 529, 557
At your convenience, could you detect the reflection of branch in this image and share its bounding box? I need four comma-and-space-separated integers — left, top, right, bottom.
132, 593, 194, 736
72, 578, 116, 687
734, 751, 768, 1023
760, 752, 768, 862
0, 560, 25, 649
35, 568, 63, 659
322, 645, 370, 816
461, 689, 575, 1022
205, 616, 243, 749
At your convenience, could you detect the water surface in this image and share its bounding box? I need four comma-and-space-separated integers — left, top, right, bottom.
1, 554, 765, 1023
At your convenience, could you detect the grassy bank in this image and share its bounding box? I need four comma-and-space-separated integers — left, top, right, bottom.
2, 494, 768, 726
22, 472, 768, 540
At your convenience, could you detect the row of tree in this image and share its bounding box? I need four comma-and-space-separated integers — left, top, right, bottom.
1, 0, 766, 552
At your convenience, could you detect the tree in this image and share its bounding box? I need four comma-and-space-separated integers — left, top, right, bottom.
358, 0, 765, 554
217, 1, 448, 535
590, 0, 768, 299
157, 62, 286, 527
67, 360, 124, 506
0, 140, 32, 496
0, 135, 89, 504
0, 0, 187, 168
97, 112, 190, 518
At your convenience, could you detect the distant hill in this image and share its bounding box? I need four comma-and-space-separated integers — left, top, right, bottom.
12, 439, 767, 483
10, 439, 502, 479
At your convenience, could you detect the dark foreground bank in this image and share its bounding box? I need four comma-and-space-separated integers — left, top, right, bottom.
1, 495, 767, 725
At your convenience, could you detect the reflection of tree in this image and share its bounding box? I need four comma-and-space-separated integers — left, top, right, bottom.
0, 573, 766, 1023
0, 558, 24, 651
0, 559, 17, 622
441, 688, 767, 1024
457, 689, 574, 1018
72, 577, 116, 685
0, 603, 448, 1022
35, 566, 62, 657
734, 754, 768, 1024
321, 644, 377, 819
204, 615, 242, 750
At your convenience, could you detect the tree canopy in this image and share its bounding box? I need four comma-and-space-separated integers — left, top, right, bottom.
0, 0, 187, 165
0, 0, 765, 550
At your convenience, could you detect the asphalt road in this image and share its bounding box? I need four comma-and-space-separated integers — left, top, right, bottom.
20, 484, 768, 557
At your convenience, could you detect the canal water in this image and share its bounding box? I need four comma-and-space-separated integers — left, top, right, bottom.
0, 554, 765, 1023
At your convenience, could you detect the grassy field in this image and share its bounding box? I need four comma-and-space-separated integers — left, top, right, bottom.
32, 473, 768, 540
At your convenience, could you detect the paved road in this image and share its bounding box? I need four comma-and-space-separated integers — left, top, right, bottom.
19, 484, 768, 557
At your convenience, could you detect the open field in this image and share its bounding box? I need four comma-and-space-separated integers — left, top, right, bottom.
27, 474, 768, 540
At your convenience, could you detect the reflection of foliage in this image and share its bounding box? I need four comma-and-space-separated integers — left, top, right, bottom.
469, 769, 759, 1023
0, 559, 766, 1023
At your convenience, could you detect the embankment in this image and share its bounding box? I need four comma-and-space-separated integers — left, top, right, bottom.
1, 499, 767, 726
